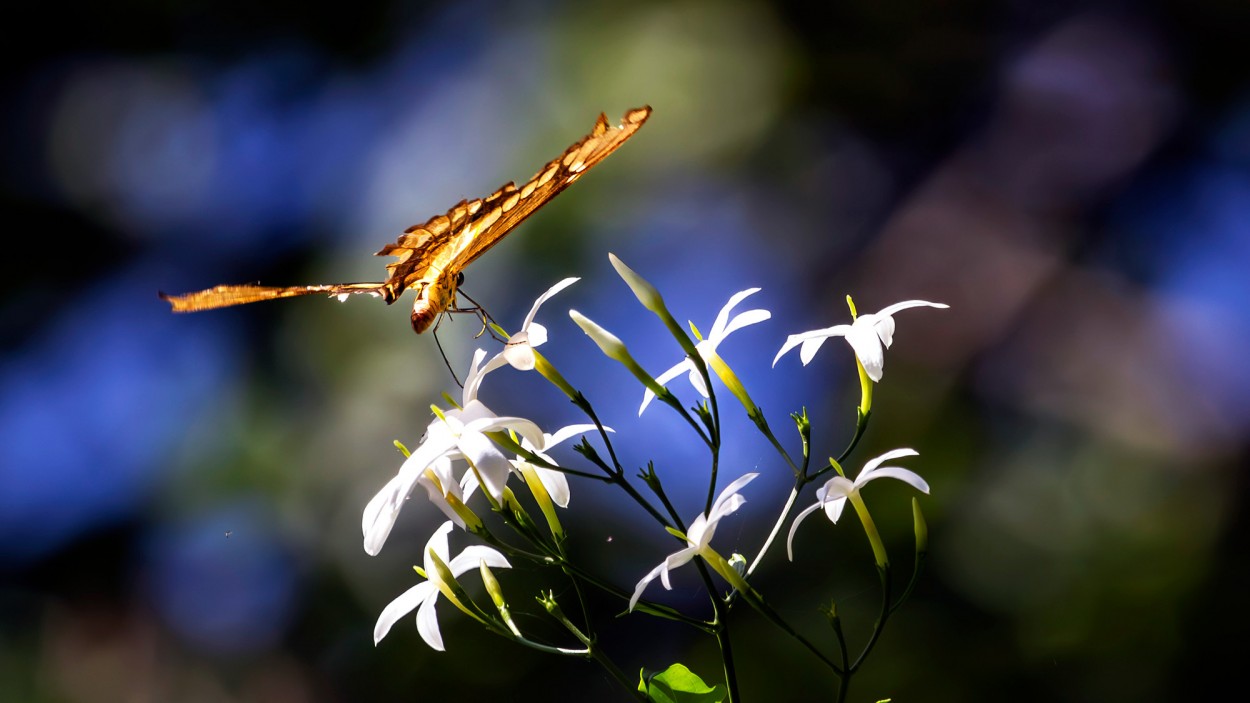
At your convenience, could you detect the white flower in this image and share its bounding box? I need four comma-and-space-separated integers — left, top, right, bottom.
373, 521, 511, 650
772, 300, 947, 382
362, 350, 547, 556
512, 423, 608, 508
629, 472, 758, 611
639, 288, 771, 414
479, 277, 578, 377
786, 449, 929, 560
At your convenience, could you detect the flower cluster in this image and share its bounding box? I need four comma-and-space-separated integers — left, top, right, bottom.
361, 254, 945, 703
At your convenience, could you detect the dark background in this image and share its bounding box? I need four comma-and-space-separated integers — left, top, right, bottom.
4, 1, 1249, 701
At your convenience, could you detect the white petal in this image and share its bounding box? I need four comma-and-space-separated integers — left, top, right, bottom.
662, 546, 699, 580
705, 472, 758, 528
872, 314, 897, 349
373, 582, 436, 644
843, 320, 886, 382
819, 476, 857, 500
423, 521, 456, 571
502, 339, 537, 371
872, 300, 948, 319
773, 333, 804, 366
776, 325, 851, 365
463, 408, 547, 452
362, 438, 456, 556
639, 360, 692, 415
822, 496, 850, 523
417, 458, 467, 529
521, 278, 579, 330
718, 308, 771, 341
524, 322, 548, 348
857, 448, 919, 481
709, 288, 762, 339
456, 432, 514, 502
362, 473, 409, 556
415, 590, 446, 651
629, 562, 667, 611
545, 423, 607, 447
534, 465, 571, 507
859, 466, 930, 494
786, 501, 823, 561
687, 365, 710, 399
684, 512, 711, 546
816, 476, 857, 522
461, 349, 492, 404
798, 337, 827, 365
446, 546, 511, 576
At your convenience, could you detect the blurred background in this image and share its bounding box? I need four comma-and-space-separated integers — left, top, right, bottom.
3, 0, 1248, 700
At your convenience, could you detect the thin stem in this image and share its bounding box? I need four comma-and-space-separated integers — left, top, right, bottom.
750, 411, 802, 476
733, 582, 843, 674
849, 565, 893, 673
540, 595, 648, 701
745, 482, 807, 577
713, 612, 740, 703
835, 409, 870, 466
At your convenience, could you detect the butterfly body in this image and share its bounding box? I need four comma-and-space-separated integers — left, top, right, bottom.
161, 106, 652, 333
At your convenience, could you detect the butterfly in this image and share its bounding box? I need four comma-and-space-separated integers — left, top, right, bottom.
161, 106, 652, 333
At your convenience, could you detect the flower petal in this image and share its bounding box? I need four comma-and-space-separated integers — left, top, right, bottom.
639, 359, 693, 415
521, 278, 579, 331
860, 466, 931, 494
423, 521, 455, 572
362, 435, 457, 556
856, 448, 919, 482
872, 300, 948, 319
776, 327, 847, 366
455, 431, 514, 502
822, 496, 850, 523
872, 313, 897, 349
661, 547, 699, 584
843, 320, 886, 381
786, 501, 823, 561
629, 562, 667, 611
500, 332, 537, 371
544, 423, 606, 447
719, 308, 771, 340
415, 589, 446, 651
446, 546, 511, 576
709, 288, 762, 340
529, 463, 571, 507
462, 348, 494, 404
417, 457, 468, 528
374, 581, 437, 644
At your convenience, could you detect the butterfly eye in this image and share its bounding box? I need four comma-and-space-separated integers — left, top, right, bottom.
455, 272, 466, 286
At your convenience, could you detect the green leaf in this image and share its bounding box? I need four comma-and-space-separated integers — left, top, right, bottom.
638, 663, 724, 703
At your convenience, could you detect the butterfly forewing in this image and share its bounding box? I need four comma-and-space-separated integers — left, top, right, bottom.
446, 107, 651, 271
160, 106, 652, 333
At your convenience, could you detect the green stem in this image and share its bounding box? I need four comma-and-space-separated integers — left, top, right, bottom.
714, 614, 740, 703
734, 582, 843, 674
849, 565, 893, 673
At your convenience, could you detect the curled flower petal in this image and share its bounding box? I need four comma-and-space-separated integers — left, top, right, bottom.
629, 473, 758, 610
639, 289, 770, 415
773, 300, 946, 381
787, 450, 929, 560
373, 521, 511, 650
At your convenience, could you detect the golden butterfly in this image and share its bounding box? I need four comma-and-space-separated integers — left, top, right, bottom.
161, 106, 652, 333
